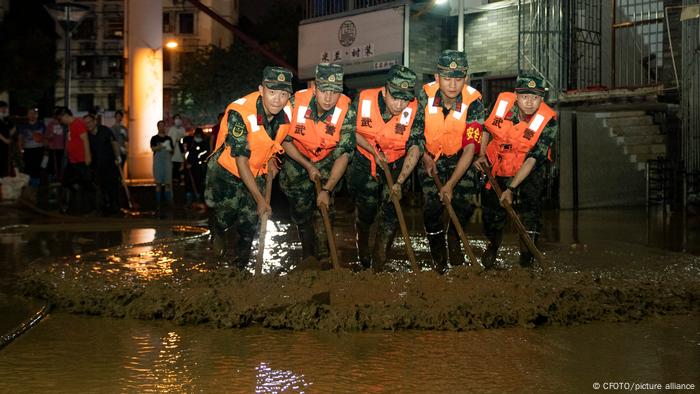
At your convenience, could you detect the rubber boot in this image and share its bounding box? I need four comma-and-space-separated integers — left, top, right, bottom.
208, 212, 226, 257
518, 231, 538, 268
482, 232, 502, 270
372, 228, 397, 273
232, 233, 254, 271
297, 222, 316, 260
447, 225, 465, 267
356, 222, 372, 270
426, 230, 448, 274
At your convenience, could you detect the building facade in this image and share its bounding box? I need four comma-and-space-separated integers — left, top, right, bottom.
299, 0, 693, 208
52, 0, 238, 117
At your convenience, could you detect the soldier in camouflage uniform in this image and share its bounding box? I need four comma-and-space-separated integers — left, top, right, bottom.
279, 63, 356, 264
418, 50, 485, 273
474, 72, 558, 268
347, 65, 425, 271
205, 66, 293, 269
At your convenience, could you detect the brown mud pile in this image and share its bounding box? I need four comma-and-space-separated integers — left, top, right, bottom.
21, 260, 700, 331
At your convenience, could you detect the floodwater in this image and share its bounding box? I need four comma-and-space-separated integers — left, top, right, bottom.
1, 203, 699, 392
0, 313, 697, 393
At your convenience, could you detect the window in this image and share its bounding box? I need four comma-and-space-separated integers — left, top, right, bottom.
107, 94, 118, 111
163, 12, 173, 33
74, 17, 96, 40
76, 56, 95, 78
178, 13, 194, 34
104, 16, 123, 39
163, 49, 172, 72
107, 57, 123, 77
77, 94, 94, 112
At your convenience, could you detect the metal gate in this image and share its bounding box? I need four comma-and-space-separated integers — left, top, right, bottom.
565, 1, 603, 90
612, 0, 665, 88
681, 0, 700, 175
518, 0, 565, 97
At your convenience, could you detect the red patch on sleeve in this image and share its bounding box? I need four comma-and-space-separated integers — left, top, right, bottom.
462, 122, 483, 154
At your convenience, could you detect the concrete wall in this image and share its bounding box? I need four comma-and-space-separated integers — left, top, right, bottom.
559, 110, 646, 209
409, 13, 447, 83
462, 5, 519, 76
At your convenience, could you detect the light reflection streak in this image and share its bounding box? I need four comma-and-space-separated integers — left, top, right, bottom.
123, 331, 194, 392
254, 221, 295, 274
255, 362, 311, 393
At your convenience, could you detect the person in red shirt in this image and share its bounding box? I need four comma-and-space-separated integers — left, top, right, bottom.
56, 107, 94, 213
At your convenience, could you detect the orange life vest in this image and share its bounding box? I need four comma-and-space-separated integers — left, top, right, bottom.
289, 89, 351, 162
214, 91, 291, 178
355, 87, 418, 176
422, 82, 482, 160
484, 92, 557, 177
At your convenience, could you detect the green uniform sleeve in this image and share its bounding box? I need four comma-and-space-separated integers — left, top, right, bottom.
282, 95, 296, 143
417, 88, 429, 111
526, 117, 558, 166
333, 97, 357, 159
226, 109, 250, 158
406, 102, 425, 154
466, 97, 485, 124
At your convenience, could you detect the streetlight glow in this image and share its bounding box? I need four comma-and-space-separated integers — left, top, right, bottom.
165, 40, 178, 49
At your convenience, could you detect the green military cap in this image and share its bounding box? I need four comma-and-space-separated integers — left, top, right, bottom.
315, 63, 344, 93
437, 49, 468, 78
262, 66, 293, 94
515, 72, 546, 97
385, 65, 417, 101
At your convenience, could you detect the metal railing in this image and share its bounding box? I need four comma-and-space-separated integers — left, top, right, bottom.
566, 0, 602, 90
612, 0, 664, 88
681, 0, 700, 174
303, 0, 400, 20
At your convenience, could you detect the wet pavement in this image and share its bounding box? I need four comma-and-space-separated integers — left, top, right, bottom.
0, 200, 699, 391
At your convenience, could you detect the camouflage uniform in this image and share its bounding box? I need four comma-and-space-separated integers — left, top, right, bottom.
481, 73, 558, 267
204, 66, 293, 269
347, 65, 425, 269
279, 63, 356, 260
417, 50, 485, 271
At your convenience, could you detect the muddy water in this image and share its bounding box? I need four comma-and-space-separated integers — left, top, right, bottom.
0, 313, 697, 393
1, 204, 699, 391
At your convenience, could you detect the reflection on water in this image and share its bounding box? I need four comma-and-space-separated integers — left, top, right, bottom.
256, 362, 311, 393
0, 313, 697, 392
122, 331, 194, 392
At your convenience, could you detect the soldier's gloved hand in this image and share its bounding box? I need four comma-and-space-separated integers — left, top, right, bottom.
257, 200, 272, 218
499, 188, 513, 207
316, 189, 330, 209
391, 182, 402, 200
439, 184, 453, 204
473, 155, 489, 173
307, 166, 321, 182
422, 154, 437, 177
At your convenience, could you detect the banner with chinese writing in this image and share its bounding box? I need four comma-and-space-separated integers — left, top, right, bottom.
298, 6, 404, 80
